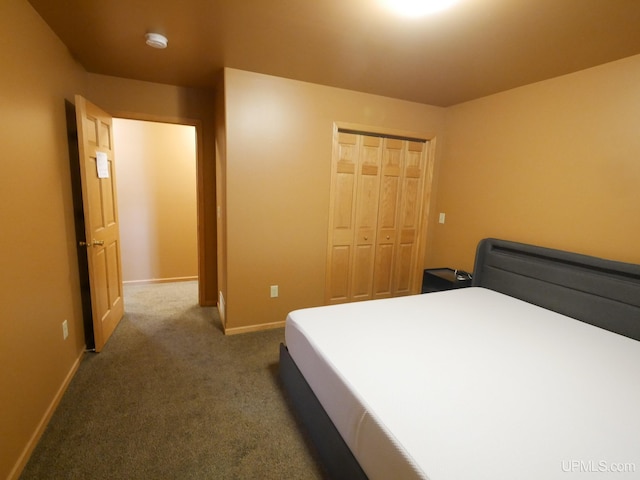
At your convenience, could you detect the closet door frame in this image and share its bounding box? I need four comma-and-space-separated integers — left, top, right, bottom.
325, 122, 437, 304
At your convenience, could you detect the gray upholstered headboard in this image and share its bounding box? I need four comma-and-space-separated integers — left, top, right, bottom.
472, 238, 640, 341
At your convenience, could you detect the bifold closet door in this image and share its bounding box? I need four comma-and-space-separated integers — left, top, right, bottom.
394, 140, 428, 295
325, 132, 382, 304
371, 139, 428, 299
371, 138, 402, 299
325, 131, 428, 305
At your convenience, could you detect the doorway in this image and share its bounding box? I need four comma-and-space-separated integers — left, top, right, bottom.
112, 119, 198, 286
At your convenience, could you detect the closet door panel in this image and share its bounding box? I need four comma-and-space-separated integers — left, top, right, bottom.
333, 174, 355, 229
395, 243, 414, 295
394, 141, 427, 295
351, 136, 381, 301
373, 138, 402, 298
373, 243, 394, 296
326, 133, 359, 304
328, 245, 351, 302
352, 244, 375, 300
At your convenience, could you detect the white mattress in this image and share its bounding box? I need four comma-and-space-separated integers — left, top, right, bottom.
285, 287, 640, 480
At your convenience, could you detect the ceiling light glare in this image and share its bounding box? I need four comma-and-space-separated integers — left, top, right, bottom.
379, 0, 459, 17
145, 33, 168, 49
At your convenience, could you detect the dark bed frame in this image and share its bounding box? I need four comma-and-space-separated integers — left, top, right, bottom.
279, 238, 640, 479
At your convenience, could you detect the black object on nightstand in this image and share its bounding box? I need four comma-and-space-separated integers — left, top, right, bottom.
422, 268, 473, 293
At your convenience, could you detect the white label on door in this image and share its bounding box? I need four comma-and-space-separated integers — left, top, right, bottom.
96, 151, 109, 178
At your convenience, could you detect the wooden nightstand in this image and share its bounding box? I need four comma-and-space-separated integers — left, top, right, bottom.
421, 268, 472, 293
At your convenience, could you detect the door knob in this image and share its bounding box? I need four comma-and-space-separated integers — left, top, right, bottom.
79, 240, 104, 247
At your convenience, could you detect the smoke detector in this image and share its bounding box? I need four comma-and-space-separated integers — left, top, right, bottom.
145, 33, 168, 49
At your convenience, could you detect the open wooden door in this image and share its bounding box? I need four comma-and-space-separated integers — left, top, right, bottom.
75, 95, 124, 352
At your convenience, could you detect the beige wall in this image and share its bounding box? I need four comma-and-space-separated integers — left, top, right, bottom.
114, 119, 198, 283
86, 73, 218, 305
221, 68, 446, 332
429, 54, 640, 271
0, 1, 87, 478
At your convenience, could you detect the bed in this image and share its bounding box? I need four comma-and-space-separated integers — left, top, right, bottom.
279, 238, 640, 479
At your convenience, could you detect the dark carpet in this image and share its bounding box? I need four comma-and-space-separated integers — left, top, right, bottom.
20, 281, 325, 479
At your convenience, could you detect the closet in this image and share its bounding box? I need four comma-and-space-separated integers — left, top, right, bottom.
325, 129, 431, 304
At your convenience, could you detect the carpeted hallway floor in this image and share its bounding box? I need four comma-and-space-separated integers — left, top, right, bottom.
20, 281, 325, 479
